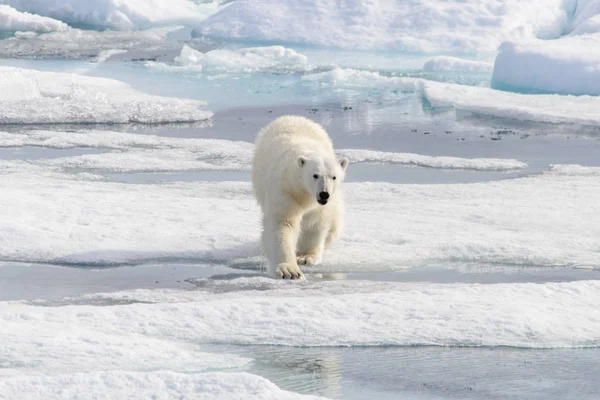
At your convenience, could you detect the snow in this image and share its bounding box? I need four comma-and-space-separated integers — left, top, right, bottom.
0, 130, 527, 173
0, 158, 598, 269
1, 279, 600, 350
152, 44, 310, 74
1, 3, 600, 396
197, 0, 568, 53
423, 56, 493, 73
0, 371, 326, 400
303, 68, 419, 92
0, 5, 68, 32
490, 0, 600, 96
337, 149, 526, 171
569, 0, 600, 35
0, 66, 212, 124
549, 164, 600, 176
0, 26, 177, 59
305, 68, 600, 126
421, 80, 600, 126
491, 36, 600, 96
1, 0, 215, 30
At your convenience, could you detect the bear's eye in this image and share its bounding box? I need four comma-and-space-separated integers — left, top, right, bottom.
313, 174, 319, 179
332, 176, 337, 180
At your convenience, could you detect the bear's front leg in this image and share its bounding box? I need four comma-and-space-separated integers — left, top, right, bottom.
296, 209, 329, 266
263, 215, 304, 280
296, 229, 325, 266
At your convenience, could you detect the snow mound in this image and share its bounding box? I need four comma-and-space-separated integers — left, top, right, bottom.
0, 130, 527, 172
0, 160, 598, 269
423, 56, 493, 73
2, 279, 600, 348
0, 5, 68, 32
0, 66, 212, 124
198, 0, 568, 53
0, 26, 176, 59
2, 0, 212, 30
492, 36, 600, 96
0, 371, 325, 400
152, 44, 309, 74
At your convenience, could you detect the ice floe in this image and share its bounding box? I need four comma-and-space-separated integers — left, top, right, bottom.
0, 66, 212, 124
2, 279, 600, 349
0, 130, 527, 172
154, 44, 310, 74
0, 371, 325, 400
423, 56, 493, 73
0, 5, 68, 32
338, 149, 526, 171
1, 0, 214, 30
422, 80, 600, 126
491, 0, 600, 95
492, 36, 600, 96
0, 26, 178, 59
0, 159, 597, 269
305, 68, 600, 126
197, 0, 568, 53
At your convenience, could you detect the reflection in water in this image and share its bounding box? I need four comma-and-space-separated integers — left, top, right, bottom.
212, 345, 600, 400
236, 346, 344, 399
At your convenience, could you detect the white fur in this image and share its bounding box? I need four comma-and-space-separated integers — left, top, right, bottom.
251, 115, 348, 279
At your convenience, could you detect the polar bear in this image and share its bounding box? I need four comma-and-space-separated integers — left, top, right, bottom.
251, 115, 349, 279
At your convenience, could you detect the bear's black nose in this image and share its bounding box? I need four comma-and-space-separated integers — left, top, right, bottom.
319, 192, 330, 200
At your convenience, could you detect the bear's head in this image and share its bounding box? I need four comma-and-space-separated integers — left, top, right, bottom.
297, 153, 349, 206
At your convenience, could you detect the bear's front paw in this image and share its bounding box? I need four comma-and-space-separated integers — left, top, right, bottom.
275, 263, 305, 280
297, 254, 321, 266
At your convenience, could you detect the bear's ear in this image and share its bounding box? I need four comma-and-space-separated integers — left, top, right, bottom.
297, 156, 307, 168
339, 157, 349, 171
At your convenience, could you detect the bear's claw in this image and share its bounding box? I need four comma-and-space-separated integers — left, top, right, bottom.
275, 263, 305, 280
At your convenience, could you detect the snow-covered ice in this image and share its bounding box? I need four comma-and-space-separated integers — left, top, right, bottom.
303, 68, 420, 92
153, 44, 310, 74
2, 279, 600, 351
423, 56, 493, 73
1, 0, 216, 30
570, 0, 600, 35
0, 157, 597, 269
0, 66, 212, 124
492, 36, 600, 96
306, 68, 600, 126
0, 371, 326, 400
490, 0, 600, 95
1, 1, 600, 397
0, 26, 178, 59
0, 130, 527, 173
421, 80, 600, 126
0, 5, 68, 32
338, 149, 527, 171
198, 0, 568, 53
